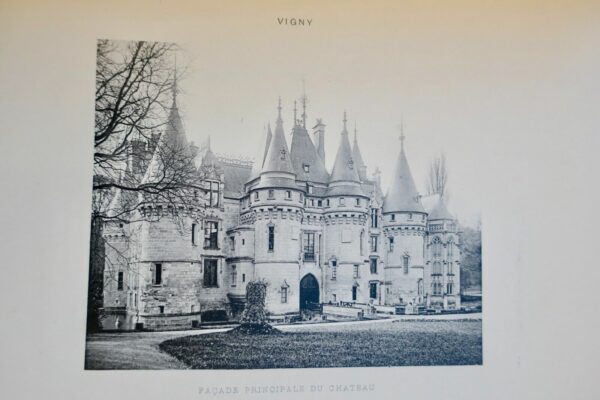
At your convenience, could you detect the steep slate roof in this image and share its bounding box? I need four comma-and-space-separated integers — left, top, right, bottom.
352, 127, 368, 181
261, 107, 294, 175
383, 145, 425, 213
327, 114, 365, 196
289, 125, 329, 183
427, 195, 454, 220
249, 125, 272, 181
222, 162, 252, 198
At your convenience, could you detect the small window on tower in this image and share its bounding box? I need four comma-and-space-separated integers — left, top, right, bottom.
117, 271, 124, 291
339, 197, 345, 206
159, 306, 165, 314
317, 200, 322, 207
153, 263, 162, 285
191, 223, 197, 245
268, 226, 275, 252
254, 191, 259, 201
391, 214, 396, 221
286, 190, 291, 199
268, 189, 274, 199
356, 198, 360, 206
303, 164, 310, 173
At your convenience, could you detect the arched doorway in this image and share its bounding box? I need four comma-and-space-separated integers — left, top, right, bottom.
299, 274, 320, 311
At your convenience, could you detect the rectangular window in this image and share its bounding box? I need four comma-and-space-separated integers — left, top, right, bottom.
317, 200, 322, 207
231, 269, 237, 287
117, 271, 124, 291
326, 199, 330, 207
159, 306, 165, 314
370, 235, 378, 252
303, 232, 315, 261
370, 258, 378, 274
204, 221, 219, 249
254, 191, 259, 201
209, 181, 219, 207
353, 264, 360, 278
391, 214, 396, 221
339, 197, 345, 206
432, 262, 442, 275
268, 189, 274, 199
308, 185, 314, 194
356, 198, 360, 206
153, 263, 162, 285
448, 262, 453, 275
389, 237, 394, 252
352, 286, 357, 301
331, 261, 337, 280
286, 190, 291, 199
447, 281, 454, 295
230, 236, 235, 251
268, 226, 275, 252
281, 287, 288, 303
203, 259, 218, 287
242, 273, 246, 283
371, 208, 378, 228
332, 294, 337, 303
370, 283, 377, 299
403, 255, 410, 274
191, 223, 197, 245
408, 213, 413, 220
303, 164, 310, 173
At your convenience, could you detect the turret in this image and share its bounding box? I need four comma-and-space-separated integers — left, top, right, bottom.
382, 129, 427, 307
425, 195, 461, 310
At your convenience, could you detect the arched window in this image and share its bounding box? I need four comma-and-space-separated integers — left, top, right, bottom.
433, 261, 442, 275
432, 236, 442, 259
447, 238, 454, 259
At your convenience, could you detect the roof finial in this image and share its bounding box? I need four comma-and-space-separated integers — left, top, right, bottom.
293, 100, 298, 127
277, 97, 282, 122
343, 110, 348, 132
172, 53, 178, 107
301, 78, 307, 128
399, 118, 406, 150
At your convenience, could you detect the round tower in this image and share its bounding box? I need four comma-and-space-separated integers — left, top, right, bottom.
382, 132, 427, 308
323, 112, 370, 305
250, 99, 304, 316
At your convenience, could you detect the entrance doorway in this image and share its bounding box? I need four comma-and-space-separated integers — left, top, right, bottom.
299, 274, 320, 311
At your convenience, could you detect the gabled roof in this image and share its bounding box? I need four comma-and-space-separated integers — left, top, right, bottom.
383, 145, 425, 213
290, 125, 329, 184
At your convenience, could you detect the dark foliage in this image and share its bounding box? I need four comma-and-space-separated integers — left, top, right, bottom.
459, 224, 482, 291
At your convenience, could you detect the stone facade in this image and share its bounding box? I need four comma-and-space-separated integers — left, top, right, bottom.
100, 95, 463, 330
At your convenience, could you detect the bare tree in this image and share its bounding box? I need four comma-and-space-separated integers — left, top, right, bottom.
87, 40, 202, 332
426, 153, 448, 198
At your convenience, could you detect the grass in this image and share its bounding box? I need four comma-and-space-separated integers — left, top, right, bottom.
159, 320, 482, 369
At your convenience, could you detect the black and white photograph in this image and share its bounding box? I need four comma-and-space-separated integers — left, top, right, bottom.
2, 0, 599, 399
85, 39, 483, 370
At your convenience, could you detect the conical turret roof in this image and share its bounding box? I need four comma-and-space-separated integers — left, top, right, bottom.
428, 195, 454, 220
249, 124, 272, 181
327, 112, 365, 196
352, 126, 367, 181
383, 142, 425, 213
261, 103, 294, 175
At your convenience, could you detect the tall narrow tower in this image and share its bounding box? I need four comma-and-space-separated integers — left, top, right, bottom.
382, 130, 427, 307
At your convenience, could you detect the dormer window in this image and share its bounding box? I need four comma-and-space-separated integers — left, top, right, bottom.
307, 184, 314, 194
303, 164, 310, 173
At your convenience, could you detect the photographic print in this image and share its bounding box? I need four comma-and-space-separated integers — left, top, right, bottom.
85, 38, 482, 370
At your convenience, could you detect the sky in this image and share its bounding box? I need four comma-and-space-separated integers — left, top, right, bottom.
131, 0, 598, 228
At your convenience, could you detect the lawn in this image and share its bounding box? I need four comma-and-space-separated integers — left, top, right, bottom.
159, 320, 482, 369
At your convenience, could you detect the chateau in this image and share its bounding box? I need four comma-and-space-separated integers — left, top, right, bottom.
100, 90, 461, 331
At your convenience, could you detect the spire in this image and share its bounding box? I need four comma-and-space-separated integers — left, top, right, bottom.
329, 112, 361, 189
383, 131, 425, 213
277, 96, 282, 122
351, 122, 368, 181
399, 119, 405, 150
428, 195, 454, 221
260, 100, 294, 176
293, 100, 298, 127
